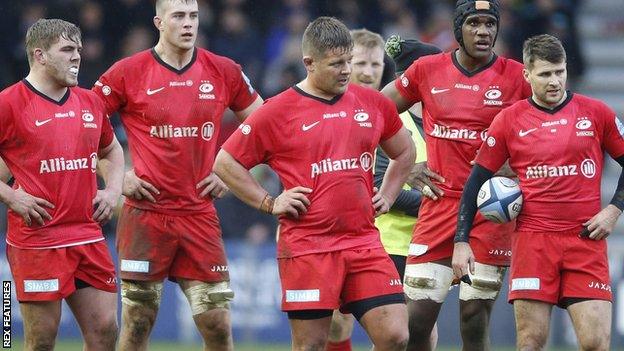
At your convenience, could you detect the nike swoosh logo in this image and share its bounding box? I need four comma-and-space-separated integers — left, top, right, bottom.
302, 121, 320, 131
35, 119, 52, 127
431, 87, 450, 95
146, 87, 164, 95
518, 128, 538, 137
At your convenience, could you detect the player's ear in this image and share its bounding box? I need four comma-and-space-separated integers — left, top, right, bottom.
33, 48, 46, 65
153, 16, 163, 31
522, 67, 530, 84
302, 56, 315, 73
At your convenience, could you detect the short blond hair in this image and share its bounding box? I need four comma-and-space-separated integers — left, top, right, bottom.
25, 19, 81, 67
155, 0, 197, 16
350, 29, 384, 50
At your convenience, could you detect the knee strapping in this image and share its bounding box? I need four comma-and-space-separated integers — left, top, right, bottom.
182, 281, 234, 315
403, 263, 454, 303
459, 262, 506, 301
121, 280, 163, 308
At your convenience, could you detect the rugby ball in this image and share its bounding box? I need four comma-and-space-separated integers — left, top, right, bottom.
477, 177, 523, 223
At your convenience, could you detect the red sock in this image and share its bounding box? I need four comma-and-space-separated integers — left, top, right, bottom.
325, 339, 352, 351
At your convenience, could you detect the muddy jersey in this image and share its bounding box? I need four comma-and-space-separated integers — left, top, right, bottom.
0, 80, 114, 248
93, 48, 258, 215
223, 84, 403, 258
477, 93, 624, 232
395, 51, 531, 198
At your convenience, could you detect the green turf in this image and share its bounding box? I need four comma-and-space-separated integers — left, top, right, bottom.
6, 339, 622, 351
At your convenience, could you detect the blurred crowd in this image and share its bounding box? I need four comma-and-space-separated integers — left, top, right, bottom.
0, 0, 584, 242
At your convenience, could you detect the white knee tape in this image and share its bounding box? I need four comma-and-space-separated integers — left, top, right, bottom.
121, 280, 163, 308
403, 263, 454, 303
459, 262, 506, 301
182, 281, 234, 316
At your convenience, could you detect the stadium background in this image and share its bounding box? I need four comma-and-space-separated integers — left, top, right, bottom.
0, 0, 623, 349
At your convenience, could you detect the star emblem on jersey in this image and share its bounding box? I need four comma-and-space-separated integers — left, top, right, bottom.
35, 118, 52, 127
146, 87, 164, 95
302, 121, 320, 132
518, 128, 537, 137
430, 87, 450, 95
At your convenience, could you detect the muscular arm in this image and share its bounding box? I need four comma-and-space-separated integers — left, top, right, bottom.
214, 149, 312, 218
609, 155, 624, 210
233, 96, 264, 122
0, 156, 12, 183
93, 136, 125, 222
374, 148, 421, 216
454, 164, 494, 243
213, 149, 270, 209
97, 136, 124, 194
381, 81, 413, 114
377, 128, 416, 207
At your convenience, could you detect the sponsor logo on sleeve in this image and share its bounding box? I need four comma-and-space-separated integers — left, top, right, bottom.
24, 279, 59, 293
486, 136, 496, 147
285, 289, 320, 302
239, 124, 251, 135
401, 75, 409, 87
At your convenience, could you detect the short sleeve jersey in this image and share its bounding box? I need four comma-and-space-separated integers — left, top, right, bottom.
0, 81, 114, 249
222, 84, 403, 258
395, 52, 531, 198
477, 93, 624, 232
93, 48, 258, 215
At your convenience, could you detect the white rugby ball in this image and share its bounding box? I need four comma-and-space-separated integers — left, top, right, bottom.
477, 177, 523, 223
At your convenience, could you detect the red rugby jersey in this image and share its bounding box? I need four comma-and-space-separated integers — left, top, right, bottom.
93, 48, 258, 214
396, 52, 531, 198
222, 84, 403, 258
477, 93, 624, 232
0, 80, 114, 248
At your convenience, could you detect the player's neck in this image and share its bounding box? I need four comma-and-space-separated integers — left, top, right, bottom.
154, 42, 194, 70
297, 78, 338, 101
455, 49, 494, 73
532, 91, 568, 110
24, 72, 68, 102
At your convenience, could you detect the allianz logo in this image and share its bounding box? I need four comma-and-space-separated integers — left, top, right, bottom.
150, 122, 215, 141
431, 123, 487, 140
39, 152, 97, 174
310, 152, 373, 178
525, 159, 596, 179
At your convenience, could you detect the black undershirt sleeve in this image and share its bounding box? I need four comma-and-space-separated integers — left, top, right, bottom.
609, 155, 624, 210
374, 148, 422, 216
454, 164, 495, 243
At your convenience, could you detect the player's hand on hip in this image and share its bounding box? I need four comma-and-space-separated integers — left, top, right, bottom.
273, 186, 312, 218
582, 204, 622, 240
196, 172, 228, 199
92, 188, 119, 224
372, 187, 390, 217
452, 242, 475, 281
122, 169, 159, 202
8, 186, 54, 226
407, 162, 444, 200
